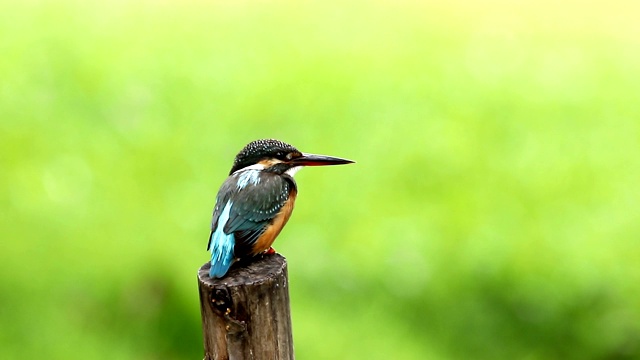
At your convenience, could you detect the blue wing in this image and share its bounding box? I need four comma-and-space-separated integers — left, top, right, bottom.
208, 201, 235, 278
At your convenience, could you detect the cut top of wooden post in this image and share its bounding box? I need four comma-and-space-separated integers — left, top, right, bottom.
198, 253, 287, 288
198, 254, 294, 360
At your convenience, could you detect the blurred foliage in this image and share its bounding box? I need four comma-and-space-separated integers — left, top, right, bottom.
2, 0, 640, 359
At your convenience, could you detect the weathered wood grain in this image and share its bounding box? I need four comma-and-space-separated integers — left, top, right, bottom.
198, 253, 294, 360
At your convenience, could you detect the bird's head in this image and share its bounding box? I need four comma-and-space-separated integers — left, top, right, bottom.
229, 139, 354, 176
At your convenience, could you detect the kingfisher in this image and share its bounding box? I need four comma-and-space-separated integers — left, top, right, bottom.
207, 139, 354, 278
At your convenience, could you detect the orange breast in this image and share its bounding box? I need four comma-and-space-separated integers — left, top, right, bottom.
251, 190, 297, 255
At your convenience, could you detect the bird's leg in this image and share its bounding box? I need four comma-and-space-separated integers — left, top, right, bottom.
264, 247, 276, 255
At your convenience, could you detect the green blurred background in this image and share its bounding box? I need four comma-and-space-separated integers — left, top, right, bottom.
2, 0, 640, 359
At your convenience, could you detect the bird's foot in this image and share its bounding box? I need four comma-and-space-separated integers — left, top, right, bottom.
264, 247, 276, 255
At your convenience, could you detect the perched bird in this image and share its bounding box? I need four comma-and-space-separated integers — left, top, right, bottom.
207, 139, 354, 278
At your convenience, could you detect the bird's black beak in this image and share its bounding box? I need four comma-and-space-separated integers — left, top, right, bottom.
291, 153, 355, 167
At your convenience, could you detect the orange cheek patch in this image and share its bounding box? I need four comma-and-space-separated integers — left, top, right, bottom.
252, 191, 297, 255
257, 158, 281, 168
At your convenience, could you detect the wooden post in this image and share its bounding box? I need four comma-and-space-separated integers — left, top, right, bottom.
198, 253, 294, 360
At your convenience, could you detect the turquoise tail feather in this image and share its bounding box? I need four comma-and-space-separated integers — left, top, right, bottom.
209, 232, 234, 278
209, 202, 235, 278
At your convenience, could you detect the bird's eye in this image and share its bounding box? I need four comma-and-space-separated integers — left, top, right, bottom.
275, 151, 284, 158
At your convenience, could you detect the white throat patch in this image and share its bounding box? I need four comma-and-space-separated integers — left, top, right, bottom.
285, 166, 302, 177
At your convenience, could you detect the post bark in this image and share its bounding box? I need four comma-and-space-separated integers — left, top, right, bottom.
198, 253, 294, 360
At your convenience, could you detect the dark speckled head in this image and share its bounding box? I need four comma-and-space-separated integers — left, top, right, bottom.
229, 139, 299, 174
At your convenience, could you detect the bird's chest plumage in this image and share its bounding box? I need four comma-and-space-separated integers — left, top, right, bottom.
250, 187, 297, 255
